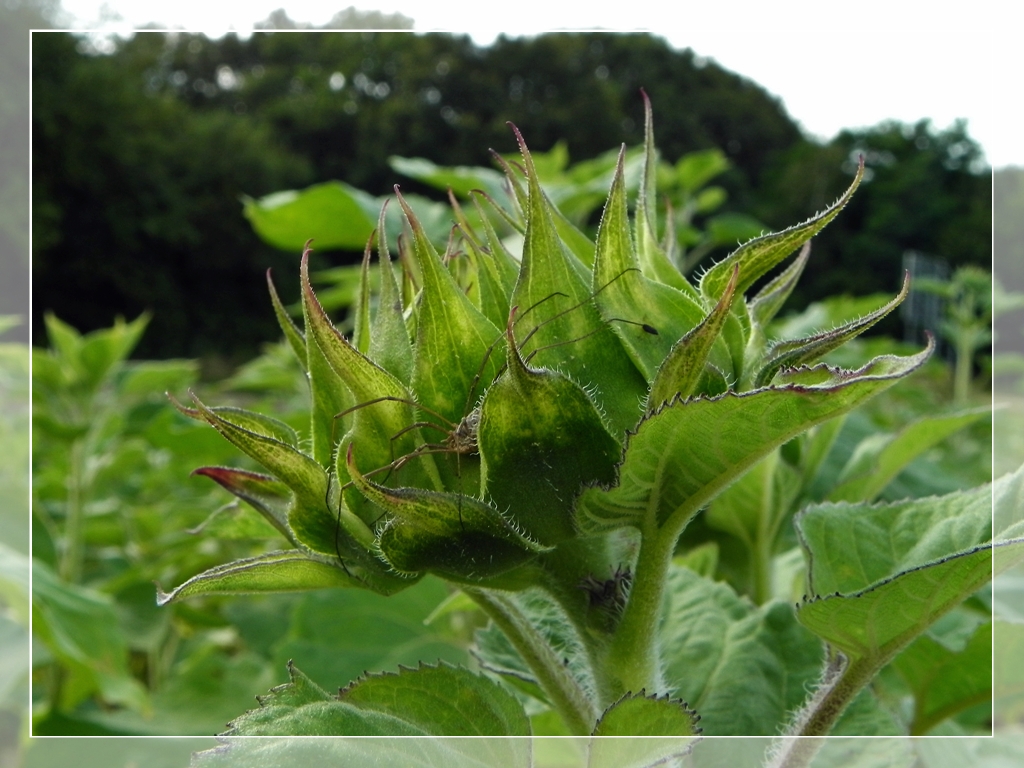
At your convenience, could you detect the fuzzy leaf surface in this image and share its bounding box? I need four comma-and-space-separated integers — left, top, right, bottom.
796, 547, 994, 662
591, 692, 700, 737
224, 662, 530, 737
798, 482, 994, 597
658, 567, 823, 735
196, 736, 530, 768
798, 465, 1024, 663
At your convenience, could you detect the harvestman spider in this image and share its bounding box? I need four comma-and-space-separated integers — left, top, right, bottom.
325, 267, 658, 567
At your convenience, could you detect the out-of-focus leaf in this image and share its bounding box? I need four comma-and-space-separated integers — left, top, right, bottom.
223, 661, 530, 736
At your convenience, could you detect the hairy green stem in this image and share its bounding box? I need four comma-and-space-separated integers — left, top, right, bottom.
600, 526, 674, 701
767, 652, 845, 768
769, 651, 873, 768
796, 655, 874, 736
466, 587, 597, 735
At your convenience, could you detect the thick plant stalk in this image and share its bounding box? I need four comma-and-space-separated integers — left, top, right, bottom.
600, 526, 674, 702
466, 587, 597, 735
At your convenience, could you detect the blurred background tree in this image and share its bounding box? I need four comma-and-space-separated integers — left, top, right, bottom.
31, 22, 991, 365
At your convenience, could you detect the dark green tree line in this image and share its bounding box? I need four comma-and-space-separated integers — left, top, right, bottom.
32, 29, 990, 360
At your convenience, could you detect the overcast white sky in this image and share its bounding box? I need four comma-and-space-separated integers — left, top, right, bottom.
56, 1, 1019, 167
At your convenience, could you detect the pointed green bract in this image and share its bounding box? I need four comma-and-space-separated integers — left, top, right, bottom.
300, 249, 423, 481
591, 148, 712, 382
753, 272, 911, 387
178, 392, 345, 556
699, 158, 864, 302
648, 265, 739, 408
368, 204, 414, 385
267, 270, 307, 369
478, 315, 621, 545
748, 242, 811, 329
180, 393, 327, 510
347, 446, 548, 581
635, 92, 692, 293
352, 242, 373, 355
397, 190, 503, 426
297, 245, 358, 467
511, 127, 647, 435
156, 550, 363, 605
192, 467, 294, 541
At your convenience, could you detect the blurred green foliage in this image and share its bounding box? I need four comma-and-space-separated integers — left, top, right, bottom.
27, 313, 476, 736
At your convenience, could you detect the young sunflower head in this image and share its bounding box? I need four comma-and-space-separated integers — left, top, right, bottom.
163, 96, 923, 603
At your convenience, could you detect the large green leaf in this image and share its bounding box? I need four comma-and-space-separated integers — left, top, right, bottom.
658, 566, 823, 735
243, 182, 378, 251
223, 661, 531, 736
194, 735, 531, 768
797, 465, 1024, 665
797, 547, 993, 662
576, 345, 932, 537
798, 484, 993, 598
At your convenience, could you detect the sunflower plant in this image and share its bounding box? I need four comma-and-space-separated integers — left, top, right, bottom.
163, 97, 1010, 745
